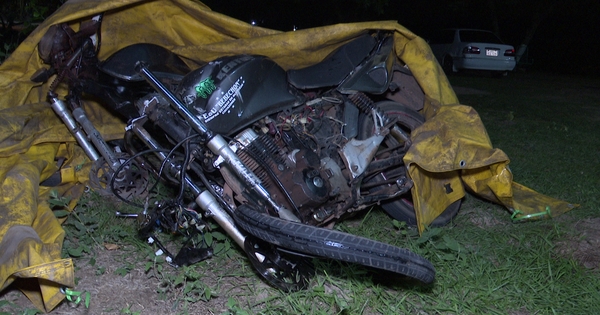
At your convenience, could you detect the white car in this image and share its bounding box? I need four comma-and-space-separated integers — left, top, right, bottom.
428, 29, 516, 76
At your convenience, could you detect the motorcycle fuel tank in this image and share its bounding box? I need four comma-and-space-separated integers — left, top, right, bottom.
176, 55, 303, 135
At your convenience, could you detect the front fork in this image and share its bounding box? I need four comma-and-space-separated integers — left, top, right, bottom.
129, 119, 314, 291
49, 93, 122, 172
127, 119, 247, 248
135, 63, 300, 222
51, 91, 248, 258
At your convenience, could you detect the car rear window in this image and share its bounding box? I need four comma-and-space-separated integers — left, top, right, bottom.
428, 30, 455, 44
458, 30, 503, 44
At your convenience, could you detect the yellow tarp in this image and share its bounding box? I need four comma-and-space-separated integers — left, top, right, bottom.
0, 0, 576, 311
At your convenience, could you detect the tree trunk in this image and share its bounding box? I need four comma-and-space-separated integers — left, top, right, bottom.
516, 0, 562, 63
487, 0, 500, 36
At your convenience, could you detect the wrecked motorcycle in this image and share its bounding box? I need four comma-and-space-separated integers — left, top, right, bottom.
33, 18, 457, 290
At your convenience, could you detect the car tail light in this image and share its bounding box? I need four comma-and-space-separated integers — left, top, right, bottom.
504, 49, 515, 56
462, 46, 480, 54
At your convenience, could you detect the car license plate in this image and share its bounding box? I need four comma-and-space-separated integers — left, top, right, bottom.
486, 49, 499, 56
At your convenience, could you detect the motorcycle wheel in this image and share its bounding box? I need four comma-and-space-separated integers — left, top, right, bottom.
234, 203, 435, 284
358, 101, 461, 227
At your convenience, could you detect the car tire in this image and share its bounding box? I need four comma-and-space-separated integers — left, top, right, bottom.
442, 55, 455, 74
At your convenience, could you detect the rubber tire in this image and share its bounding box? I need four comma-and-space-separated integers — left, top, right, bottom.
442, 55, 455, 74
234, 204, 436, 284
358, 101, 461, 227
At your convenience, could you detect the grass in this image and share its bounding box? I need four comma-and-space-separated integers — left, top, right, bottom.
452, 72, 600, 207
231, 198, 600, 314
46, 70, 600, 314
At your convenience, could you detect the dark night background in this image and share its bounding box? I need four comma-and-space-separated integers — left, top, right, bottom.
0, 0, 598, 75
202, 0, 599, 76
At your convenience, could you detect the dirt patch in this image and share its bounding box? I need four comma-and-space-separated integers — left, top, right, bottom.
0, 247, 273, 314
555, 217, 600, 270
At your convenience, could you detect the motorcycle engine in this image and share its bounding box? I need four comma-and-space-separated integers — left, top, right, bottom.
219, 101, 353, 225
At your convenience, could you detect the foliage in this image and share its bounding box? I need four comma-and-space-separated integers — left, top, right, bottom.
47, 189, 143, 263
221, 298, 251, 315
145, 251, 217, 304
139, 224, 244, 312
49, 189, 99, 258
0, 0, 65, 63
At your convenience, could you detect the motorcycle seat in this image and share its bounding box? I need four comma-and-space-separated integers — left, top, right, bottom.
287, 34, 377, 89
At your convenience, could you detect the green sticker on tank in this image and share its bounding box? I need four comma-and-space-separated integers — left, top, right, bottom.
195, 77, 216, 99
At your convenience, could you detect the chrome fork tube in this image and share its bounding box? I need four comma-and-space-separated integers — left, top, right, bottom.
195, 190, 246, 249
129, 120, 246, 248
72, 107, 121, 171
49, 96, 100, 161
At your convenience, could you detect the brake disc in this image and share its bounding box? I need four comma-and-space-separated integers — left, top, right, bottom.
89, 152, 149, 200
243, 235, 314, 292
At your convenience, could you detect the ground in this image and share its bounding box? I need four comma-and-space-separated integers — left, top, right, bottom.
1, 242, 273, 314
